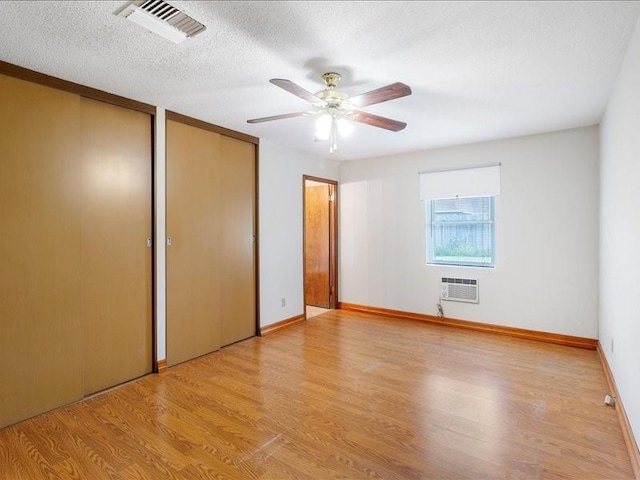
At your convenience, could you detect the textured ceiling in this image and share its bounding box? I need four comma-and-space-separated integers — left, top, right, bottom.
0, 1, 639, 161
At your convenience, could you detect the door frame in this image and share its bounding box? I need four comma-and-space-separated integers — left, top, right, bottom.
302, 175, 338, 314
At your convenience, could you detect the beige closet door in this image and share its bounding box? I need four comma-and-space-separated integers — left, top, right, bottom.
166, 120, 222, 366
219, 136, 256, 346
0, 74, 83, 428
80, 98, 153, 395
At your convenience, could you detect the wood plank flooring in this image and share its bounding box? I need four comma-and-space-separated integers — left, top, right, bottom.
0, 310, 634, 479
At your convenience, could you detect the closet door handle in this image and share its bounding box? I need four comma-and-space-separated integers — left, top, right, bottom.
167, 237, 172, 246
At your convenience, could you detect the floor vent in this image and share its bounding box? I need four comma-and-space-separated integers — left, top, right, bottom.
441, 277, 479, 303
117, 0, 206, 43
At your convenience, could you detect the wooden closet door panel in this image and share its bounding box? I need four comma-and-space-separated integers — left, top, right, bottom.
0, 74, 83, 428
80, 98, 153, 395
219, 137, 256, 346
166, 120, 221, 366
305, 185, 331, 308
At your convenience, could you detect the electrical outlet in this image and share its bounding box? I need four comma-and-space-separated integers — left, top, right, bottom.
281, 297, 286, 307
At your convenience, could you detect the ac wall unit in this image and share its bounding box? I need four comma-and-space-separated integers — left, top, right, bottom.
441, 277, 479, 303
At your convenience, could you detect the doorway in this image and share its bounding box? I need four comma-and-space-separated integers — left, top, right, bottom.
303, 176, 338, 318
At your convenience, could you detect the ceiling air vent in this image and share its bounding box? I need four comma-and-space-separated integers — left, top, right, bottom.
116, 0, 206, 44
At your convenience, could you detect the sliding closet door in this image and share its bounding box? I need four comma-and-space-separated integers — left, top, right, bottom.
80, 98, 153, 395
219, 136, 256, 346
0, 74, 83, 428
166, 120, 222, 366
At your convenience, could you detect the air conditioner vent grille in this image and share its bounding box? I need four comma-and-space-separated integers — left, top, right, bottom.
117, 0, 206, 42
142, 0, 179, 20
441, 277, 479, 303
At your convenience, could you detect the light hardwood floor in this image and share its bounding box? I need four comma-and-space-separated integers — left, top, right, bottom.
306, 305, 331, 319
0, 310, 634, 479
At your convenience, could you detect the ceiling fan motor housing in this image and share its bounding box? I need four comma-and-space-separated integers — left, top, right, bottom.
315, 88, 350, 108
315, 72, 350, 108
321, 72, 341, 88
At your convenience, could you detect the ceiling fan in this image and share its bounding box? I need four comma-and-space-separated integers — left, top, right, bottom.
247, 72, 412, 154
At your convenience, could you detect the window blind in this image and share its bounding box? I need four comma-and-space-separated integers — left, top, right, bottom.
419, 163, 501, 200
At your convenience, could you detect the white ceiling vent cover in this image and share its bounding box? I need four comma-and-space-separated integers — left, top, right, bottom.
117, 0, 206, 43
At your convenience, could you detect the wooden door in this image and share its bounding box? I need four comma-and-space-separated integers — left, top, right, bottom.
219, 136, 256, 346
80, 98, 153, 395
166, 120, 222, 366
0, 74, 83, 428
304, 182, 331, 308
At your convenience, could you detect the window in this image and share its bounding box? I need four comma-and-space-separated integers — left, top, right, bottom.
419, 163, 500, 267
427, 196, 495, 267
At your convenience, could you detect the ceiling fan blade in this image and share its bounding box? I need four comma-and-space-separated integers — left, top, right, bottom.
349, 111, 407, 132
349, 82, 412, 108
270, 79, 320, 103
247, 111, 309, 124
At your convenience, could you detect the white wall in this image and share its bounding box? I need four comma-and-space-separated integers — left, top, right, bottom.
339, 126, 599, 338
600, 15, 640, 448
258, 138, 339, 327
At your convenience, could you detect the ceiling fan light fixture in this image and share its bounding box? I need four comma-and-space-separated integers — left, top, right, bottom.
315, 113, 354, 153
315, 112, 333, 141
